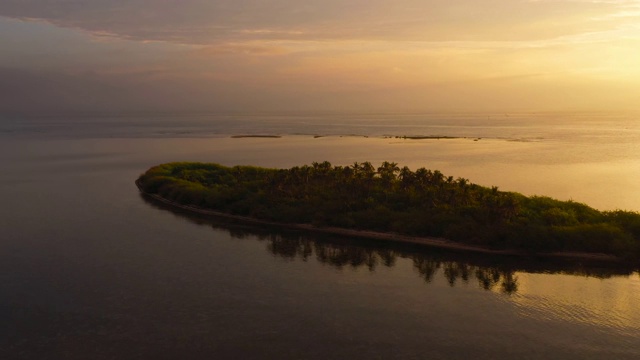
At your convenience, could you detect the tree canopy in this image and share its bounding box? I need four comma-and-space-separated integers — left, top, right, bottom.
137, 161, 640, 260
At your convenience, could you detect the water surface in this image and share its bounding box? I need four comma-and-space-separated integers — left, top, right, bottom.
1, 113, 639, 359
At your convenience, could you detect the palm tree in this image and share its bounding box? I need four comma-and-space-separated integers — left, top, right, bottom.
377, 161, 400, 184
398, 166, 415, 190
414, 168, 431, 188
431, 170, 444, 185
360, 162, 376, 179
351, 162, 361, 177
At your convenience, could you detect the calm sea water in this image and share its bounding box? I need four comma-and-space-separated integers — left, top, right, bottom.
1, 112, 639, 359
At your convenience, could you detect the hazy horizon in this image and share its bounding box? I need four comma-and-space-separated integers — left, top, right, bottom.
2, 1, 640, 115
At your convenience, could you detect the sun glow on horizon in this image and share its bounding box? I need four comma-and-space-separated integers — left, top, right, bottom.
1, 0, 639, 114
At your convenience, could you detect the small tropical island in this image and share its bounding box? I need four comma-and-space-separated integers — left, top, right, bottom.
136, 161, 640, 262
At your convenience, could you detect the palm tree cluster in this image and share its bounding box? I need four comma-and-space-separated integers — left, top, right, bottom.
137, 161, 640, 259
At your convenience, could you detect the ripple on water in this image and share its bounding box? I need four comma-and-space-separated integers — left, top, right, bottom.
510, 272, 640, 338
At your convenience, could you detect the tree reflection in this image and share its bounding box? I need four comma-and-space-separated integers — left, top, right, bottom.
412, 258, 518, 293
443, 262, 472, 286
140, 192, 639, 296
312, 241, 399, 270
267, 234, 313, 261
413, 258, 440, 283
501, 272, 519, 294
263, 231, 521, 293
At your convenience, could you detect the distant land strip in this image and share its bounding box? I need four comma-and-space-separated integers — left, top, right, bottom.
395, 135, 461, 140
231, 135, 282, 138
229, 134, 495, 141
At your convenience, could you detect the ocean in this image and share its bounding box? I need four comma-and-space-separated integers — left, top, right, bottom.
1, 112, 639, 359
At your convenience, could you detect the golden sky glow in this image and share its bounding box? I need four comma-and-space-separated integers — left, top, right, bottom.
1, 0, 639, 113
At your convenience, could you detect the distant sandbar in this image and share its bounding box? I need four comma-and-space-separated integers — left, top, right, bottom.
231, 135, 282, 138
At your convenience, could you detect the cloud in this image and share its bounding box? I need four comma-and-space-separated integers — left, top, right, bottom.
192, 43, 290, 56
1, 1, 639, 114
1, 0, 637, 45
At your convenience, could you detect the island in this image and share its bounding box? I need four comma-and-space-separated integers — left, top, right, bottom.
136, 161, 640, 262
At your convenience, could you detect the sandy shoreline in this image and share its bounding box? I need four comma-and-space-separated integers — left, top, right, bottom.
136, 180, 621, 263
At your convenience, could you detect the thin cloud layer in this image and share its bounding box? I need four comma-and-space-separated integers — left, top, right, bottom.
1, 0, 637, 43
1, 1, 639, 114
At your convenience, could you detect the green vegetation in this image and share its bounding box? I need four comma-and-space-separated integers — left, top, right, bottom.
137, 161, 640, 260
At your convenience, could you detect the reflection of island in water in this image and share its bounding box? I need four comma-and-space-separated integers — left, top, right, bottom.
265, 233, 521, 294
141, 194, 638, 295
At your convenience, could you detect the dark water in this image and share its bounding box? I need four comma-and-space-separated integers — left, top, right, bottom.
1, 115, 640, 359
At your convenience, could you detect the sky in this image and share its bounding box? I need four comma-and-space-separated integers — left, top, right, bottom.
1, 0, 639, 114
